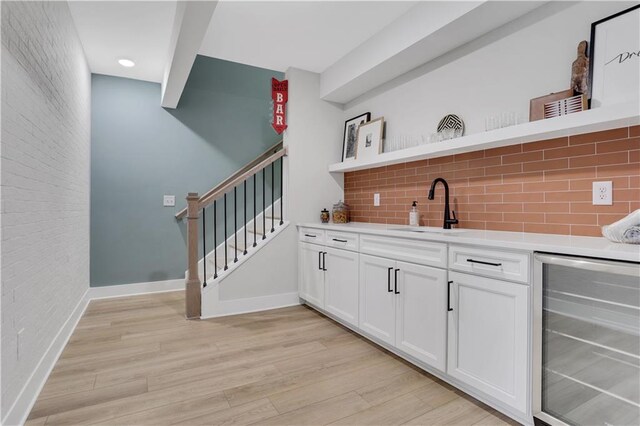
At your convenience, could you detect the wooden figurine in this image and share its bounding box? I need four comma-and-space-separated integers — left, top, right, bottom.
571, 40, 589, 96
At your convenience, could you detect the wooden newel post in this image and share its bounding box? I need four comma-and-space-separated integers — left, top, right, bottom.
185, 192, 201, 319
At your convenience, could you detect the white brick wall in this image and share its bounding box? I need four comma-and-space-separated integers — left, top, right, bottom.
1, 1, 90, 419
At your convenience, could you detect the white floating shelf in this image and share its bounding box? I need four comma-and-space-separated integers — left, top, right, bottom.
328, 103, 640, 173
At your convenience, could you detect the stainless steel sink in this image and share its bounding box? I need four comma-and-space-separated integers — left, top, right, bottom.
388, 226, 466, 234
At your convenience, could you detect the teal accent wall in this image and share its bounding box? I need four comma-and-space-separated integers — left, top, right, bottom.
90, 56, 283, 287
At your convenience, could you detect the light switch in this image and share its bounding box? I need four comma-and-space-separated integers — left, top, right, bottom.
374, 193, 380, 207
163, 195, 176, 207
592, 181, 612, 205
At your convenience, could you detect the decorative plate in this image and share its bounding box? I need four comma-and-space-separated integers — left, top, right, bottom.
437, 114, 464, 135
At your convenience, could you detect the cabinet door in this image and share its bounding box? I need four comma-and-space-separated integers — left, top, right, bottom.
299, 242, 325, 308
324, 247, 359, 327
359, 254, 396, 345
447, 271, 529, 415
395, 261, 448, 371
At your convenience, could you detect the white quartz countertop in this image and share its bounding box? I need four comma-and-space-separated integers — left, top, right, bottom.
297, 222, 640, 263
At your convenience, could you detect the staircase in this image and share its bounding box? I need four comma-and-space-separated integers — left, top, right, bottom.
197, 198, 285, 284
176, 142, 288, 318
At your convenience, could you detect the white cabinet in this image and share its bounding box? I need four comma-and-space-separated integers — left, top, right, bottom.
299, 242, 359, 327
396, 261, 448, 371
359, 254, 397, 345
324, 247, 359, 326
299, 242, 325, 309
298, 226, 533, 423
359, 254, 447, 370
447, 271, 529, 415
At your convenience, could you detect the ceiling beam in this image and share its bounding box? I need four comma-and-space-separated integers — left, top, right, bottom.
320, 1, 546, 104
161, 1, 217, 109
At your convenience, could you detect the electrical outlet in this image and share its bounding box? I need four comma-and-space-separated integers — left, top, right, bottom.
373, 193, 380, 207
163, 195, 176, 207
592, 181, 612, 205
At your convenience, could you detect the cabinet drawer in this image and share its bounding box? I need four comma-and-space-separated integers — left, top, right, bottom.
326, 230, 359, 251
449, 245, 530, 284
299, 227, 325, 244
360, 235, 447, 268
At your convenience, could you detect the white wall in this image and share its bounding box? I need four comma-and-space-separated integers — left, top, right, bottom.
285, 68, 345, 222
343, 1, 637, 143
217, 225, 298, 301
1, 1, 91, 422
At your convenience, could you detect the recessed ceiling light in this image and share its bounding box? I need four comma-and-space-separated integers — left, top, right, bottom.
118, 59, 135, 68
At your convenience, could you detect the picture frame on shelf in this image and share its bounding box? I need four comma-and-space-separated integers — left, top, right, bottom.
341, 112, 371, 161
355, 117, 384, 161
589, 4, 640, 108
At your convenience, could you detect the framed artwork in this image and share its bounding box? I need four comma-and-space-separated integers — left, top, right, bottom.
342, 112, 370, 161
356, 117, 384, 161
589, 4, 640, 108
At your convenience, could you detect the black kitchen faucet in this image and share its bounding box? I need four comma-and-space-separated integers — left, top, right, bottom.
428, 177, 459, 229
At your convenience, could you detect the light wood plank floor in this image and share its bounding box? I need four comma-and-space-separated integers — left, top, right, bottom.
26, 292, 519, 425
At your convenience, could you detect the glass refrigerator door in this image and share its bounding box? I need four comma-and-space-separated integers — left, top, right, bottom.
540, 257, 639, 426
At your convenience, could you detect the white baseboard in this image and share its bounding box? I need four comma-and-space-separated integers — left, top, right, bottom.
200, 292, 300, 319
2, 289, 91, 426
89, 279, 184, 300
3, 279, 295, 424
3, 279, 184, 425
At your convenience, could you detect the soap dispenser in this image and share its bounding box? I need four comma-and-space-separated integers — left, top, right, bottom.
409, 201, 419, 226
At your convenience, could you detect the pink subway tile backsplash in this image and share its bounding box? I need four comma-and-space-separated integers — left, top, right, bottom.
344, 126, 639, 237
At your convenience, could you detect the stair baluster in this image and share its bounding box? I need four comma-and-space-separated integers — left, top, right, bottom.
253, 174, 257, 247
213, 200, 218, 279
262, 168, 266, 240
271, 162, 275, 233
243, 180, 248, 255
280, 157, 284, 225
234, 187, 238, 263
224, 193, 228, 270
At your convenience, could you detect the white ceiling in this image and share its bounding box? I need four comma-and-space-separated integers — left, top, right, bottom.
67, 0, 419, 83
199, 1, 417, 73
68, 1, 177, 83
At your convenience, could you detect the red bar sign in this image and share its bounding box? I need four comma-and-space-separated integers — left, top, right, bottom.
271, 78, 288, 134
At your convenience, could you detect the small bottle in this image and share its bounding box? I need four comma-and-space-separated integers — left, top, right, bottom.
409, 201, 419, 226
